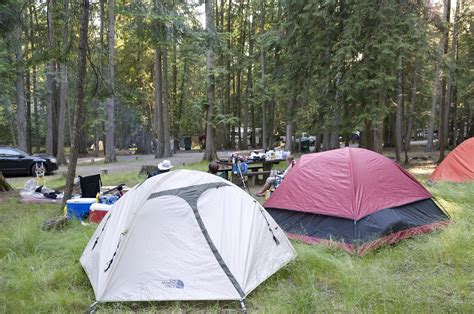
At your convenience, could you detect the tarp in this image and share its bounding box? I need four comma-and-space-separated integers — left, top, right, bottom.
429, 137, 474, 183
80, 170, 295, 303
265, 148, 431, 220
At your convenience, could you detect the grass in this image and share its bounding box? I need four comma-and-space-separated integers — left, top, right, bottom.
0, 162, 473, 312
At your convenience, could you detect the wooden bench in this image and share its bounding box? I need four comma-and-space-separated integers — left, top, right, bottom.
244, 170, 271, 186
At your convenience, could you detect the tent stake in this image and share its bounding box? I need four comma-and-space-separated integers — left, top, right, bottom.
87, 301, 99, 314
239, 299, 247, 313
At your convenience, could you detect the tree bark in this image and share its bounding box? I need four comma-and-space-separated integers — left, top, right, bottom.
29, 2, 41, 153
438, 0, 460, 162
330, 72, 342, 149
285, 93, 295, 151
57, 0, 69, 165
25, 69, 32, 153
203, 0, 218, 161
260, 0, 267, 150
61, 0, 90, 210
162, 45, 172, 157
154, 48, 164, 158
426, 0, 449, 153
394, 57, 403, 163
45, 0, 55, 156
14, 24, 27, 152
176, 59, 187, 137
105, 0, 117, 163
404, 64, 418, 164
242, 6, 255, 149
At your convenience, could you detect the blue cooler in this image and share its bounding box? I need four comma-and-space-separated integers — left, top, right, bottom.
66, 198, 96, 221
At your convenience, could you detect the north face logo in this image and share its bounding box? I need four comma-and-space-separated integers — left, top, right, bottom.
161, 279, 184, 289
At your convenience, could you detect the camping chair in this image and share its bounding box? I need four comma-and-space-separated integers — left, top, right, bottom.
79, 174, 102, 198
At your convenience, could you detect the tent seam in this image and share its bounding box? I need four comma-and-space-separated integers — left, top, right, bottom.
347, 148, 357, 222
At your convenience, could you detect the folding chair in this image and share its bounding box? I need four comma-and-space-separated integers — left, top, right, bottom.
79, 174, 102, 198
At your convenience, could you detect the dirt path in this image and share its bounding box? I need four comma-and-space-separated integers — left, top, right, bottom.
7, 151, 204, 188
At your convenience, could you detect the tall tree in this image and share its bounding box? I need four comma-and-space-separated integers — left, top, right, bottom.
162, 43, 172, 157
438, 0, 461, 162
28, 3, 40, 153
203, 0, 217, 161
394, 57, 403, 162
14, 22, 27, 152
404, 63, 418, 164
426, 0, 449, 153
56, 0, 69, 165
259, 0, 267, 150
45, 0, 55, 156
153, 47, 164, 158
105, 0, 117, 162
242, 4, 254, 150
61, 0, 90, 209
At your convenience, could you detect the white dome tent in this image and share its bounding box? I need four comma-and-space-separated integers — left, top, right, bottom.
80, 170, 296, 310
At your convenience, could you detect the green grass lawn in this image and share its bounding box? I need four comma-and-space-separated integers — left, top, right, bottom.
0, 163, 473, 312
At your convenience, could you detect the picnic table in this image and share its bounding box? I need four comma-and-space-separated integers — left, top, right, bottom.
217, 158, 285, 185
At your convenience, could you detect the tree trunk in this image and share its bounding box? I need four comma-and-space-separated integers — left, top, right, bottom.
14, 24, 27, 152
61, 0, 90, 210
0, 172, 13, 192
439, 0, 460, 162
29, 3, 40, 153
25, 69, 32, 153
57, 0, 69, 165
176, 59, 187, 137
330, 72, 342, 150
154, 48, 164, 158
285, 93, 295, 151
172, 27, 178, 136
162, 45, 172, 157
32, 65, 40, 153
203, 0, 218, 161
57, 64, 68, 165
45, 0, 55, 156
394, 57, 403, 163
404, 64, 418, 164
260, 0, 267, 150
243, 7, 254, 150
426, 0, 449, 153
105, 0, 117, 163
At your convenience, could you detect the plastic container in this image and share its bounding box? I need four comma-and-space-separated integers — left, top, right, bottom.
90, 203, 112, 223
66, 198, 96, 221
232, 163, 248, 174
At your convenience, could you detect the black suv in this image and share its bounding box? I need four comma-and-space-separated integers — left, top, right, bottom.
0, 146, 59, 176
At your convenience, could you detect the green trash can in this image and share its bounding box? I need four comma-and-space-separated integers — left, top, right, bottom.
300, 139, 310, 152
184, 137, 192, 150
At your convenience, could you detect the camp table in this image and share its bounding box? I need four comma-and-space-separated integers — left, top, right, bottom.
217, 158, 285, 185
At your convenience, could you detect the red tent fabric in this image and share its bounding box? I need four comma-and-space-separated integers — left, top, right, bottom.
265, 148, 431, 220
429, 137, 474, 183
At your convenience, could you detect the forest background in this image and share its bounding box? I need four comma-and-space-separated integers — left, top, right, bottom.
0, 0, 472, 165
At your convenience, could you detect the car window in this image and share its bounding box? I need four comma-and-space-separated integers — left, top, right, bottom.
11, 147, 27, 155
0, 148, 21, 156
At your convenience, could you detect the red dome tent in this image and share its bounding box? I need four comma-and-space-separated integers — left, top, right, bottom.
429, 137, 474, 183
265, 148, 449, 254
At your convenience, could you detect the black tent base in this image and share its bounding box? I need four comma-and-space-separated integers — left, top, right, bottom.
267, 198, 449, 255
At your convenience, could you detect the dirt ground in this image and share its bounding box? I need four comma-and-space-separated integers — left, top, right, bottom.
3, 146, 442, 198
5, 151, 204, 188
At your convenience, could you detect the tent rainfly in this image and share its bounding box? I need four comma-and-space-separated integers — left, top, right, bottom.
265, 148, 450, 255
80, 170, 296, 309
429, 137, 474, 183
